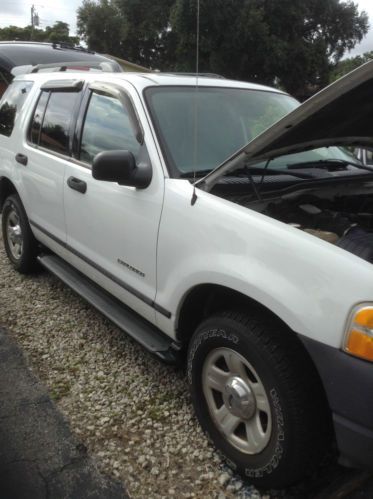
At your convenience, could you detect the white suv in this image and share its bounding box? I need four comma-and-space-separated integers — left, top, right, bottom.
1, 65, 373, 489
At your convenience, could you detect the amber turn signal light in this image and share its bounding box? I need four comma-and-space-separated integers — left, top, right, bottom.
344, 306, 373, 362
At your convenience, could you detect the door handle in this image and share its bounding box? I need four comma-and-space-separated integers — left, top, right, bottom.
67, 176, 87, 194
15, 153, 28, 166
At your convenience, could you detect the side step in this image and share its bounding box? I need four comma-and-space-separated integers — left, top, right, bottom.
38, 254, 181, 364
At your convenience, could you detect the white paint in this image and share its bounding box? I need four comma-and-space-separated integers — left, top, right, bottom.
1, 71, 373, 352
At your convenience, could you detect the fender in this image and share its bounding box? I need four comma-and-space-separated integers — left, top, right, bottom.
155, 179, 373, 346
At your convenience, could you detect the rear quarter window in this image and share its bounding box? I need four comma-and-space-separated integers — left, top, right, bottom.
0, 68, 12, 98
0, 81, 33, 137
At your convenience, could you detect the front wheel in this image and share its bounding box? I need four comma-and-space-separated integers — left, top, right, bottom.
187, 311, 330, 489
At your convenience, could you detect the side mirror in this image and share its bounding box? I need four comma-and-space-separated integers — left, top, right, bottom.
92, 150, 152, 189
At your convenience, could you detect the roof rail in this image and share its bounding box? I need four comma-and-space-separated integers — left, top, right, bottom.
51, 42, 95, 54
28, 60, 122, 74
169, 72, 225, 79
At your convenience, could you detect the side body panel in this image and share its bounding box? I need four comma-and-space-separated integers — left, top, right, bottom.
155, 180, 373, 346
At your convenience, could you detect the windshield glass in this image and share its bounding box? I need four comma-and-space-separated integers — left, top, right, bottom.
145, 86, 298, 175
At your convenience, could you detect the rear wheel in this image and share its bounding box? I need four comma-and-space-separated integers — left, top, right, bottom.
2, 194, 39, 273
187, 311, 330, 489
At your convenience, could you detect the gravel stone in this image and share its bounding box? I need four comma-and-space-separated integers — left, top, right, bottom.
219, 472, 231, 486
234, 480, 243, 491
0, 227, 263, 498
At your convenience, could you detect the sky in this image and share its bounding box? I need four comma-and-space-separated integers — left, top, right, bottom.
348, 0, 373, 55
0, 0, 82, 35
0, 0, 373, 57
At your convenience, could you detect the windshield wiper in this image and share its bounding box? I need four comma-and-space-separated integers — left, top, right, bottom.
181, 166, 315, 181
237, 166, 315, 179
287, 158, 373, 174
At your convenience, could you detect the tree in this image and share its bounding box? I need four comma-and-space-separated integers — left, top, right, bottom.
0, 22, 79, 45
170, 0, 369, 98
330, 51, 373, 82
115, 0, 176, 67
170, 0, 271, 78
259, 0, 369, 97
44, 21, 79, 44
77, 0, 369, 98
77, 0, 175, 67
0, 25, 33, 41
77, 0, 122, 55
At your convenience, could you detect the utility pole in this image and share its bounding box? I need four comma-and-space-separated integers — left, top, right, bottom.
31, 4, 35, 40
30, 5, 39, 40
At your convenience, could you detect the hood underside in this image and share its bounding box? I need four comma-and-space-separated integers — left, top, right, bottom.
197, 59, 373, 191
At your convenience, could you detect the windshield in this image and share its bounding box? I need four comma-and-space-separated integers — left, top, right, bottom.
145, 86, 298, 176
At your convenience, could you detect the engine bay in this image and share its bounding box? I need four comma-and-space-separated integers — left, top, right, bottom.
217, 180, 373, 263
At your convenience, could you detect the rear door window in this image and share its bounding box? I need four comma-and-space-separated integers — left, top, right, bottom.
29, 90, 80, 155
39, 92, 79, 154
0, 81, 33, 137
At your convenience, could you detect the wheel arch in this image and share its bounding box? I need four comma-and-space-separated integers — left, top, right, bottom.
176, 283, 294, 345
177, 283, 334, 445
0, 177, 18, 212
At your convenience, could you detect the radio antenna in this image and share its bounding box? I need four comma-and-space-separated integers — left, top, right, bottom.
191, 0, 200, 206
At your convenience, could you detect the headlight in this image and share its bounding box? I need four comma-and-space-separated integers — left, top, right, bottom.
344, 305, 373, 362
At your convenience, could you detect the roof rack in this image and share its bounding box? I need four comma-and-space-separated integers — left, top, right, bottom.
28, 60, 122, 74
169, 72, 225, 79
51, 42, 95, 54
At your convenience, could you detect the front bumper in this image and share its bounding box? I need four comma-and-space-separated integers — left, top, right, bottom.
300, 335, 373, 470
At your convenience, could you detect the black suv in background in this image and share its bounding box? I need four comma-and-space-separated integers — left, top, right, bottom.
0, 41, 123, 97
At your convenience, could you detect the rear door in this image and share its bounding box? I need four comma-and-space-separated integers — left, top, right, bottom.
20, 81, 83, 244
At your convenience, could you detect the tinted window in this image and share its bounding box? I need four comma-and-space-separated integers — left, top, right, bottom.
146, 87, 298, 174
39, 91, 79, 154
30, 91, 49, 145
80, 92, 140, 164
0, 81, 33, 137
366, 149, 373, 166
0, 44, 120, 69
0, 69, 12, 98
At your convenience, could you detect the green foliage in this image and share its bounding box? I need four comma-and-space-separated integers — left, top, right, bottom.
78, 1, 371, 98
0, 21, 79, 45
77, 0, 121, 55
330, 51, 373, 82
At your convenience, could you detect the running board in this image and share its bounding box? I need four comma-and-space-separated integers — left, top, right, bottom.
37, 254, 181, 364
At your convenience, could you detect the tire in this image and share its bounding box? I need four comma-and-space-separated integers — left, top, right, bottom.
2, 194, 39, 273
187, 311, 330, 489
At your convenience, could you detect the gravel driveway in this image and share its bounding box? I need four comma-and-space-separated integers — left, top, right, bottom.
2, 228, 372, 499
0, 229, 264, 498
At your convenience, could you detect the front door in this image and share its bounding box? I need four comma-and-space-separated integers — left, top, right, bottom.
63, 82, 164, 323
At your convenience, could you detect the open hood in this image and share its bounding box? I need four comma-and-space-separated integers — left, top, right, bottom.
196, 59, 373, 191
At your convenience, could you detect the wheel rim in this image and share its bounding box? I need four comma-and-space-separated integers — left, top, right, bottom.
202, 347, 272, 454
6, 207, 23, 261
